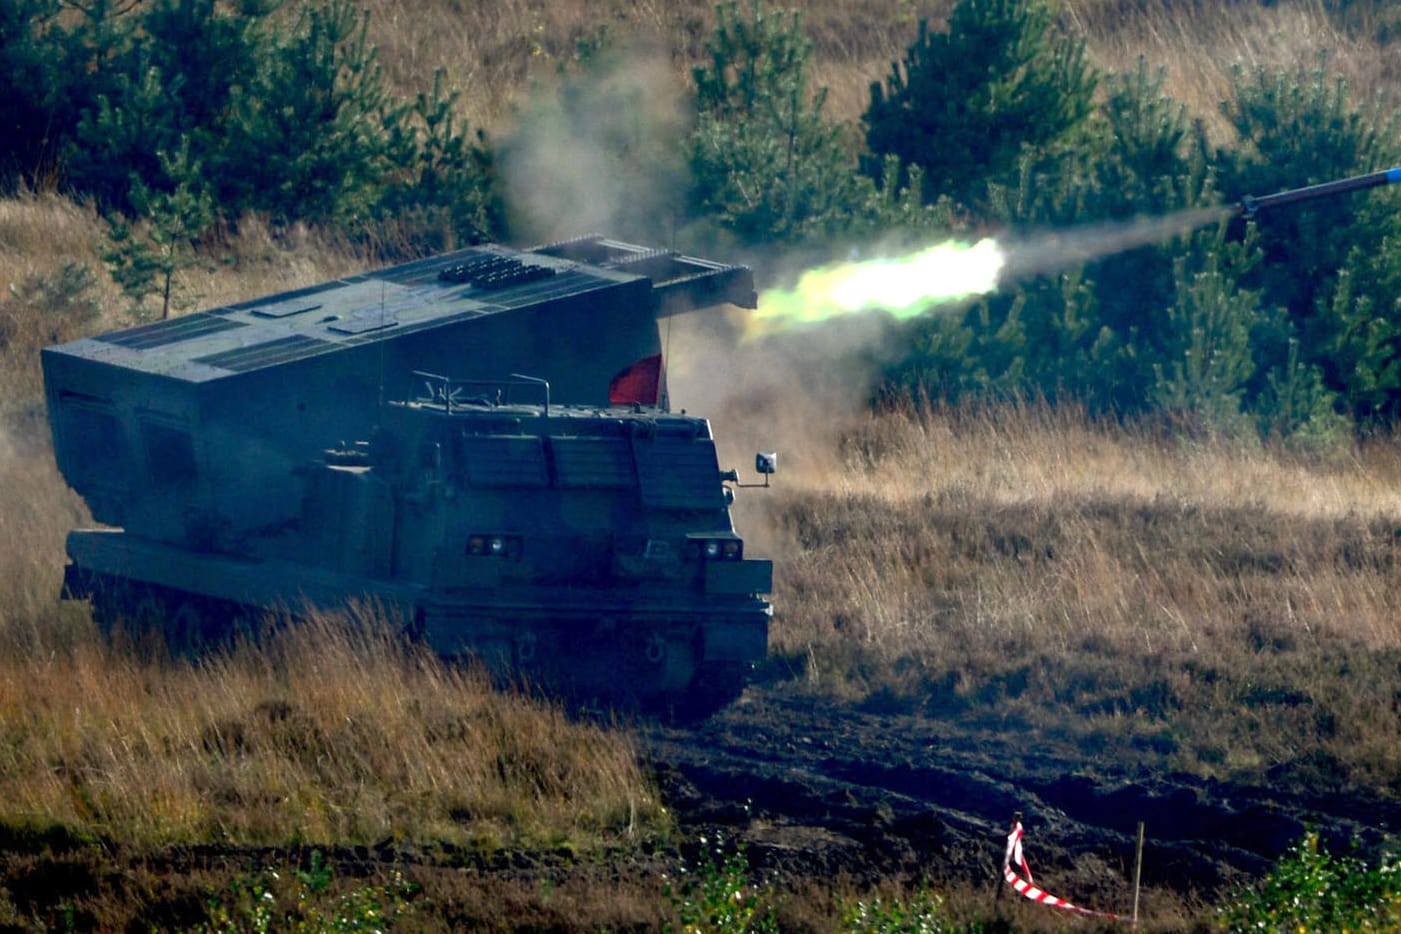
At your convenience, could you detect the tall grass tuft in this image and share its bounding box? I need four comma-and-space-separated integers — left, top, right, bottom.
0, 605, 667, 850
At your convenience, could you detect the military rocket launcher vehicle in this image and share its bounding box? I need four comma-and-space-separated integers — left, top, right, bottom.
43, 236, 774, 714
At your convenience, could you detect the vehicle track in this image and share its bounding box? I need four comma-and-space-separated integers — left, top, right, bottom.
643, 688, 1401, 896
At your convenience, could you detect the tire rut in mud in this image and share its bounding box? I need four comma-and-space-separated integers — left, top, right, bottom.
641, 689, 1401, 896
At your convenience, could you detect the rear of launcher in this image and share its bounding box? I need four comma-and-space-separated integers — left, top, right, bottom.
42, 237, 774, 714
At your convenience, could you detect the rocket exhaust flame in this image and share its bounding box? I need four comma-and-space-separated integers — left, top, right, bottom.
751, 239, 1006, 334
751, 204, 1235, 337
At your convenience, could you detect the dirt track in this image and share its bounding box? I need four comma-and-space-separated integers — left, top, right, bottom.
643, 686, 1401, 900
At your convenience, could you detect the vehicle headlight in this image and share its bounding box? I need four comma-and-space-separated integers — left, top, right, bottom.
689, 536, 744, 561
466, 533, 519, 557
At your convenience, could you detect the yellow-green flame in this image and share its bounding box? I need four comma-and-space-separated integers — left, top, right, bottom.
752, 238, 1005, 336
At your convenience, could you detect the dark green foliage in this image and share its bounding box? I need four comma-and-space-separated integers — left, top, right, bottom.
65, 0, 264, 214
1256, 337, 1349, 446
0, 0, 68, 186
663, 835, 777, 934
0, 0, 500, 246
200, 852, 416, 932
688, 1, 875, 246
863, 0, 1097, 210
1149, 233, 1261, 431
843, 885, 950, 933
218, 0, 407, 226
376, 70, 502, 251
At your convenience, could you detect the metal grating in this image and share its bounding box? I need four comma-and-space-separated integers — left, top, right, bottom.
461, 435, 549, 487
193, 333, 334, 372
551, 437, 636, 489
633, 438, 725, 510
94, 314, 247, 350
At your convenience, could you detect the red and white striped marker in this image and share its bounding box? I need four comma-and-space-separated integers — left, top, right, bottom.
1003, 819, 1123, 921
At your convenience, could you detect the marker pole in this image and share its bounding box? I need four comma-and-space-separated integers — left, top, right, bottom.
1131, 821, 1145, 929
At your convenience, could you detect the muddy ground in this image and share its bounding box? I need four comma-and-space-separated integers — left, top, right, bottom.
4, 683, 1398, 931
649, 686, 1400, 891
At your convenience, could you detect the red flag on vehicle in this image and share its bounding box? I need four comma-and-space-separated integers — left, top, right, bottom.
608, 353, 662, 405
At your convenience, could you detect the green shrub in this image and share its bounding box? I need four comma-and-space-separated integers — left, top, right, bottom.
843, 886, 951, 934
883, 60, 1222, 419
863, 0, 1096, 211
1219, 831, 1401, 933
2, 0, 500, 244
687, 1, 876, 248
663, 835, 777, 934
1218, 62, 1401, 426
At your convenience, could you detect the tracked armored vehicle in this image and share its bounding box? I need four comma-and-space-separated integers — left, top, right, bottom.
43, 237, 773, 713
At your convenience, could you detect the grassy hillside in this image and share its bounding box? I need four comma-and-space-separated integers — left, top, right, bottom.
2, 0, 1401, 928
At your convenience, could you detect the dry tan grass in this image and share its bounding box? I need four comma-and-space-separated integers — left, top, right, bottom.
359, 0, 953, 130
834, 399, 1401, 518
0, 193, 122, 404
749, 399, 1401, 789
357, 0, 1400, 143
0, 606, 666, 850
1064, 0, 1401, 141
188, 216, 377, 309
0, 433, 88, 646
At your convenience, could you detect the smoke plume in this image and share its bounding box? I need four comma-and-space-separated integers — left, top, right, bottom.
497, 46, 689, 245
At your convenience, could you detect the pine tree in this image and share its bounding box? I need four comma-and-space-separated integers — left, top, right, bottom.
863, 0, 1096, 210
222, 0, 407, 225
688, 0, 871, 246
66, 0, 263, 213
1149, 233, 1261, 432
104, 140, 214, 320
379, 69, 501, 250
885, 60, 1216, 415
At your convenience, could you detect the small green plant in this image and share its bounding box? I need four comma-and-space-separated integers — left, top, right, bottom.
843, 885, 950, 933
663, 835, 776, 934
1219, 830, 1401, 933
0, 261, 100, 350
200, 852, 416, 933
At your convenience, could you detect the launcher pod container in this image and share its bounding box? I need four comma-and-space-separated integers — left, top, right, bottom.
43, 237, 772, 714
